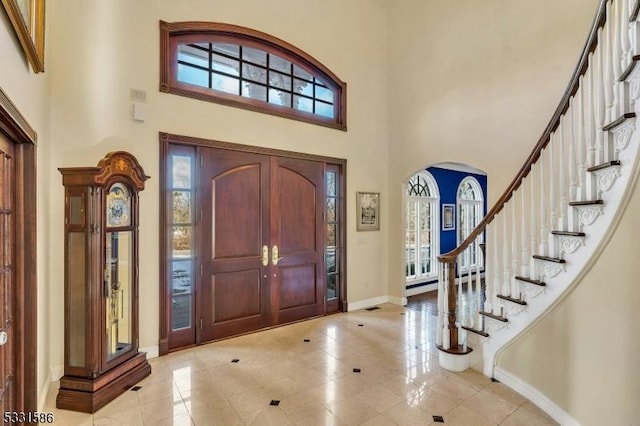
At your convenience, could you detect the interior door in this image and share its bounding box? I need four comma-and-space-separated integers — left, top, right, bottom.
0, 134, 15, 413
198, 148, 325, 342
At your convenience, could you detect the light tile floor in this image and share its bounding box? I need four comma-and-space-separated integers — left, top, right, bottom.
43, 302, 557, 425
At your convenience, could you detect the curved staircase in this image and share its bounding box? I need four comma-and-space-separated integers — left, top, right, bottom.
435, 0, 640, 397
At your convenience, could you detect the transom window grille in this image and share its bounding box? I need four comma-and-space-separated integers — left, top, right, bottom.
161, 21, 347, 130
457, 177, 484, 270
405, 171, 439, 283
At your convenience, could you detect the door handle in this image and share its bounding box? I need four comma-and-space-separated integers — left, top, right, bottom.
262, 245, 269, 266
0, 331, 7, 346
272, 245, 284, 265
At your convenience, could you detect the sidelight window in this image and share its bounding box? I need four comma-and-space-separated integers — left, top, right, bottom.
168, 148, 196, 332
326, 166, 340, 302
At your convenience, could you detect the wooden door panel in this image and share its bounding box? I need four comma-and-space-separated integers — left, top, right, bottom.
212, 165, 262, 259
272, 157, 324, 323
277, 167, 316, 253
212, 270, 263, 322
278, 264, 317, 309
199, 148, 270, 342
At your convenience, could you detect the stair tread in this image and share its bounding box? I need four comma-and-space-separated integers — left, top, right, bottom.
532, 255, 566, 264
479, 311, 508, 322
587, 160, 621, 172
462, 325, 489, 338
497, 294, 527, 306
568, 199, 603, 206
603, 112, 636, 131
514, 276, 547, 286
551, 230, 586, 237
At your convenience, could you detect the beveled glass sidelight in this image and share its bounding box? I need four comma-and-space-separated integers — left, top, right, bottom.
57, 152, 151, 413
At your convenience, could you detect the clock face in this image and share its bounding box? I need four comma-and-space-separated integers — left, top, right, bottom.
107, 183, 131, 227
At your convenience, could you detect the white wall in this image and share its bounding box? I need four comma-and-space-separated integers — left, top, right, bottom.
46, 0, 390, 381
498, 172, 640, 425
386, 0, 600, 298
0, 7, 51, 407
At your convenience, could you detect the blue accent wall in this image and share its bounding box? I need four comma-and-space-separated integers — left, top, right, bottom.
427, 167, 488, 256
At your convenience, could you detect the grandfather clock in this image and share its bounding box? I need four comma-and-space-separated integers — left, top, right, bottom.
56, 151, 151, 413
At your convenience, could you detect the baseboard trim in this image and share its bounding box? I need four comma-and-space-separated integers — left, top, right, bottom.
348, 295, 407, 311
406, 283, 437, 296
494, 366, 579, 426
140, 345, 159, 359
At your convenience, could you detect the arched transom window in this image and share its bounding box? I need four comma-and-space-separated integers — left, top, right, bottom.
405, 171, 439, 283
160, 21, 347, 130
457, 177, 484, 270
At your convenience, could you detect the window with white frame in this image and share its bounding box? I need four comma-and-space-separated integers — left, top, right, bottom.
457, 177, 484, 270
405, 171, 439, 283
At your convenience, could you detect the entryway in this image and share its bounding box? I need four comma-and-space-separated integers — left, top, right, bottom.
0, 88, 38, 414
159, 133, 346, 353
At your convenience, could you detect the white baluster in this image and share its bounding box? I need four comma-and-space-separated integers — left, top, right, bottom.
596, 28, 607, 165
521, 176, 530, 277
502, 205, 510, 297
511, 195, 519, 299
585, 54, 598, 199
492, 220, 501, 315
457, 256, 463, 328
530, 166, 538, 278
475, 244, 483, 331
539, 152, 548, 255
569, 98, 578, 206
621, 0, 631, 70
605, 1, 616, 123
558, 120, 568, 231
549, 134, 558, 258
613, 0, 622, 81
467, 247, 473, 328
577, 78, 586, 202
437, 263, 444, 347
442, 262, 450, 350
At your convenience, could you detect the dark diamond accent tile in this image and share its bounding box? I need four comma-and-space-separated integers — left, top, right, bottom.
433, 415, 444, 423
353, 368, 361, 373
358, 324, 364, 327
303, 339, 310, 342
365, 306, 380, 311
130, 386, 142, 391
269, 400, 280, 406
231, 359, 240, 363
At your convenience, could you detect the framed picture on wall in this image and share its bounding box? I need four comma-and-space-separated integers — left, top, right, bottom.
442, 204, 455, 231
356, 192, 379, 231
1, 0, 45, 72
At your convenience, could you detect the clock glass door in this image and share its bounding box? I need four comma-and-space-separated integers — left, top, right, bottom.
104, 182, 134, 366
105, 231, 133, 361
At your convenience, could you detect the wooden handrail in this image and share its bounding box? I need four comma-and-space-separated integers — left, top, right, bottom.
439, 0, 610, 263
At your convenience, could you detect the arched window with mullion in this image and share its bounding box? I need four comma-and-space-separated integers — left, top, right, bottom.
457, 177, 484, 271
405, 171, 439, 283
160, 21, 347, 130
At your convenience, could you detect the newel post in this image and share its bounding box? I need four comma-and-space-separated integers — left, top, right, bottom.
437, 255, 473, 372
446, 259, 459, 349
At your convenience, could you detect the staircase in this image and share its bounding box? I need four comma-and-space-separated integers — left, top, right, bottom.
436, 0, 640, 379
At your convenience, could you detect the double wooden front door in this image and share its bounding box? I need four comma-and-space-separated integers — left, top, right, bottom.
0, 134, 15, 413
198, 147, 325, 341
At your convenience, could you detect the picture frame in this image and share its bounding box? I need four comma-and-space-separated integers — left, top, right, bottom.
1, 0, 45, 72
356, 192, 380, 231
442, 204, 455, 231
